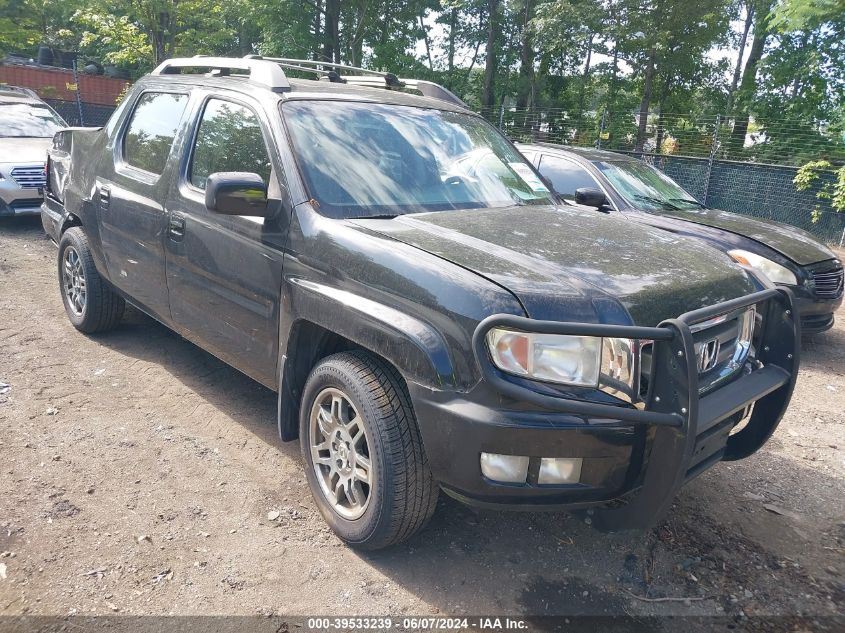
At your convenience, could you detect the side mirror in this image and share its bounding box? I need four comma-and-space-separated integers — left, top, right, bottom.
574, 187, 609, 210
205, 172, 268, 217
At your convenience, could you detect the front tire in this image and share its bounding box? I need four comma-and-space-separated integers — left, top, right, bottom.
300, 351, 438, 550
58, 227, 125, 333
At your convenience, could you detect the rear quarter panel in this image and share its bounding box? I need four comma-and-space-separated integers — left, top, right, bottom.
48, 127, 111, 279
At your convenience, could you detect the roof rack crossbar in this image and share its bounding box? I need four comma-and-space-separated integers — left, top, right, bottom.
324, 75, 467, 108
150, 57, 291, 93
262, 57, 389, 79
273, 62, 348, 83
272, 61, 331, 76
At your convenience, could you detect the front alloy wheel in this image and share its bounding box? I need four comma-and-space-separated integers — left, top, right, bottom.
309, 387, 372, 520
299, 351, 439, 549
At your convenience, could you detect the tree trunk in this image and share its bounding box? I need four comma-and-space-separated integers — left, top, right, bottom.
321, 0, 340, 63
577, 33, 593, 123
729, 2, 771, 157
447, 9, 457, 88
727, 3, 754, 113
654, 78, 671, 153
419, 12, 434, 71
151, 11, 170, 64
481, 0, 500, 110
515, 0, 535, 110
634, 48, 656, 152
349, 1, 367, 66
311, 0, 323, 61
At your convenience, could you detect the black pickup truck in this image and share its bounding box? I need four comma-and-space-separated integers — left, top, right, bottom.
42, 56, 799, 550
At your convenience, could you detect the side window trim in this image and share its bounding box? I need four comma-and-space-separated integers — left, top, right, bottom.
539, 153, 617, 211
116, 89, 189, 183
181, 93, 278, 199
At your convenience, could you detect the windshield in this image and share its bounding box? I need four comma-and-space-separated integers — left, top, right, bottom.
594, 160, 702, 211
0, 102, 66, 138
282, 101, 554, 218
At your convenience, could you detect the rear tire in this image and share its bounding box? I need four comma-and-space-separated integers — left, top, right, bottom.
58, 227, 125, 333
300, 351, 439, 550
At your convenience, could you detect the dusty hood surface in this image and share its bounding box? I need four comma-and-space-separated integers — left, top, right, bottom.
650, 207, 836, 266
0, 136, 52, 165
353, 205, 758, 326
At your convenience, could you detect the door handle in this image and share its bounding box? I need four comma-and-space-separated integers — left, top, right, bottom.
168, 214, 186, 241
98, 186, 110, 209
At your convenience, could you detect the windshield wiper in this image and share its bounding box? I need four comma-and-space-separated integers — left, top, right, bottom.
349, 213, 399, 220
632, 194, 681, 210
667, 197, 707, 208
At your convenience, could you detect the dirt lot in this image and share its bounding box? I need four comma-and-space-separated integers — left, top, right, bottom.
1, 216, 844, 628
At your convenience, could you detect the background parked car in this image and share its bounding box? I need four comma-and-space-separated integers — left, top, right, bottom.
0, 85, 67, 218
520, 143, 844, 334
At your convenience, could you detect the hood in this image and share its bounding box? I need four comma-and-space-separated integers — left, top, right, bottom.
352, 205, 758, 326
648, 207, 836, 266
0, 137, 52, 165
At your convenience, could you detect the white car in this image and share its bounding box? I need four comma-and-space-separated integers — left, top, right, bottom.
0, 85, 67, 217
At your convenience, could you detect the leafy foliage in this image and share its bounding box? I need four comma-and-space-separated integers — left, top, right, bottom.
1, 0, 843, 173
794, 160, 845, 222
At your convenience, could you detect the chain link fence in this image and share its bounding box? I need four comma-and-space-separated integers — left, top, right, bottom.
481, 106, 845, 246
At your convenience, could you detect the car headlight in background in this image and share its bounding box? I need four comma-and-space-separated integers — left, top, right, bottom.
485, 329, 641, 401
728, 249, 797, 286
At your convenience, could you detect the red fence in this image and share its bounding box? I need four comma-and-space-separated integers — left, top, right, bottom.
1, 61, 128, 126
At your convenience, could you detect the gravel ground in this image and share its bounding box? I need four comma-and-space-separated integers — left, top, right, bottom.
0, 216, 843, 629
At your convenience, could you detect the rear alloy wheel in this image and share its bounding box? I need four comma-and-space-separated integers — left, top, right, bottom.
300, 351, 439, 550
58, 227, 125, 333
62, 245, 86, 316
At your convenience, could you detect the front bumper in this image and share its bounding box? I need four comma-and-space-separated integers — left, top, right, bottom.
0, 193, 43, 216
411, 288, 798, 529
793, 292, 841, 333
1, 168, 44, 217
792, 262, 844, 334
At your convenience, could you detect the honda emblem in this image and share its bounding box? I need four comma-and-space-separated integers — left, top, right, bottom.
698, 338, 721, 372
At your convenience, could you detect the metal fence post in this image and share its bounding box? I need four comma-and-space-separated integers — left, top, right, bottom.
597, 110, 607, 149
701, 114, 721, 205
498, 101, 505, 131
71, 60, 85, 126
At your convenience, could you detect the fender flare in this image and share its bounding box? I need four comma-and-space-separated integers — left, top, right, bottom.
276, 277, 458, 440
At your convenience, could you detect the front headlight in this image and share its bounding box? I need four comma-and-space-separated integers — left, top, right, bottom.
728, 249, 797, 286
486, 329, 601, 386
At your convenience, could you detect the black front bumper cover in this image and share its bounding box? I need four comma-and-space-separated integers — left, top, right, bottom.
414, 288, 799, 531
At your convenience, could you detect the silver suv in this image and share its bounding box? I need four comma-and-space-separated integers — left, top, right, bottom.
0, 85, 67, 217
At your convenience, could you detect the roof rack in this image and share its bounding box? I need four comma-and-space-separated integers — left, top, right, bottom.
261, 57, 467, 108
149, 55, 466, 107
150, 56, 291, 93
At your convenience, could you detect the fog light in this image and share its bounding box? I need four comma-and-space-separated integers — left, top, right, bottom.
538, 457, 583, 484
480, 453, 529, 483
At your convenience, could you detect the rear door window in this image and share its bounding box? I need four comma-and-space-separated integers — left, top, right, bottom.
122, 92, 188, 175
538, 155, 600, 199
